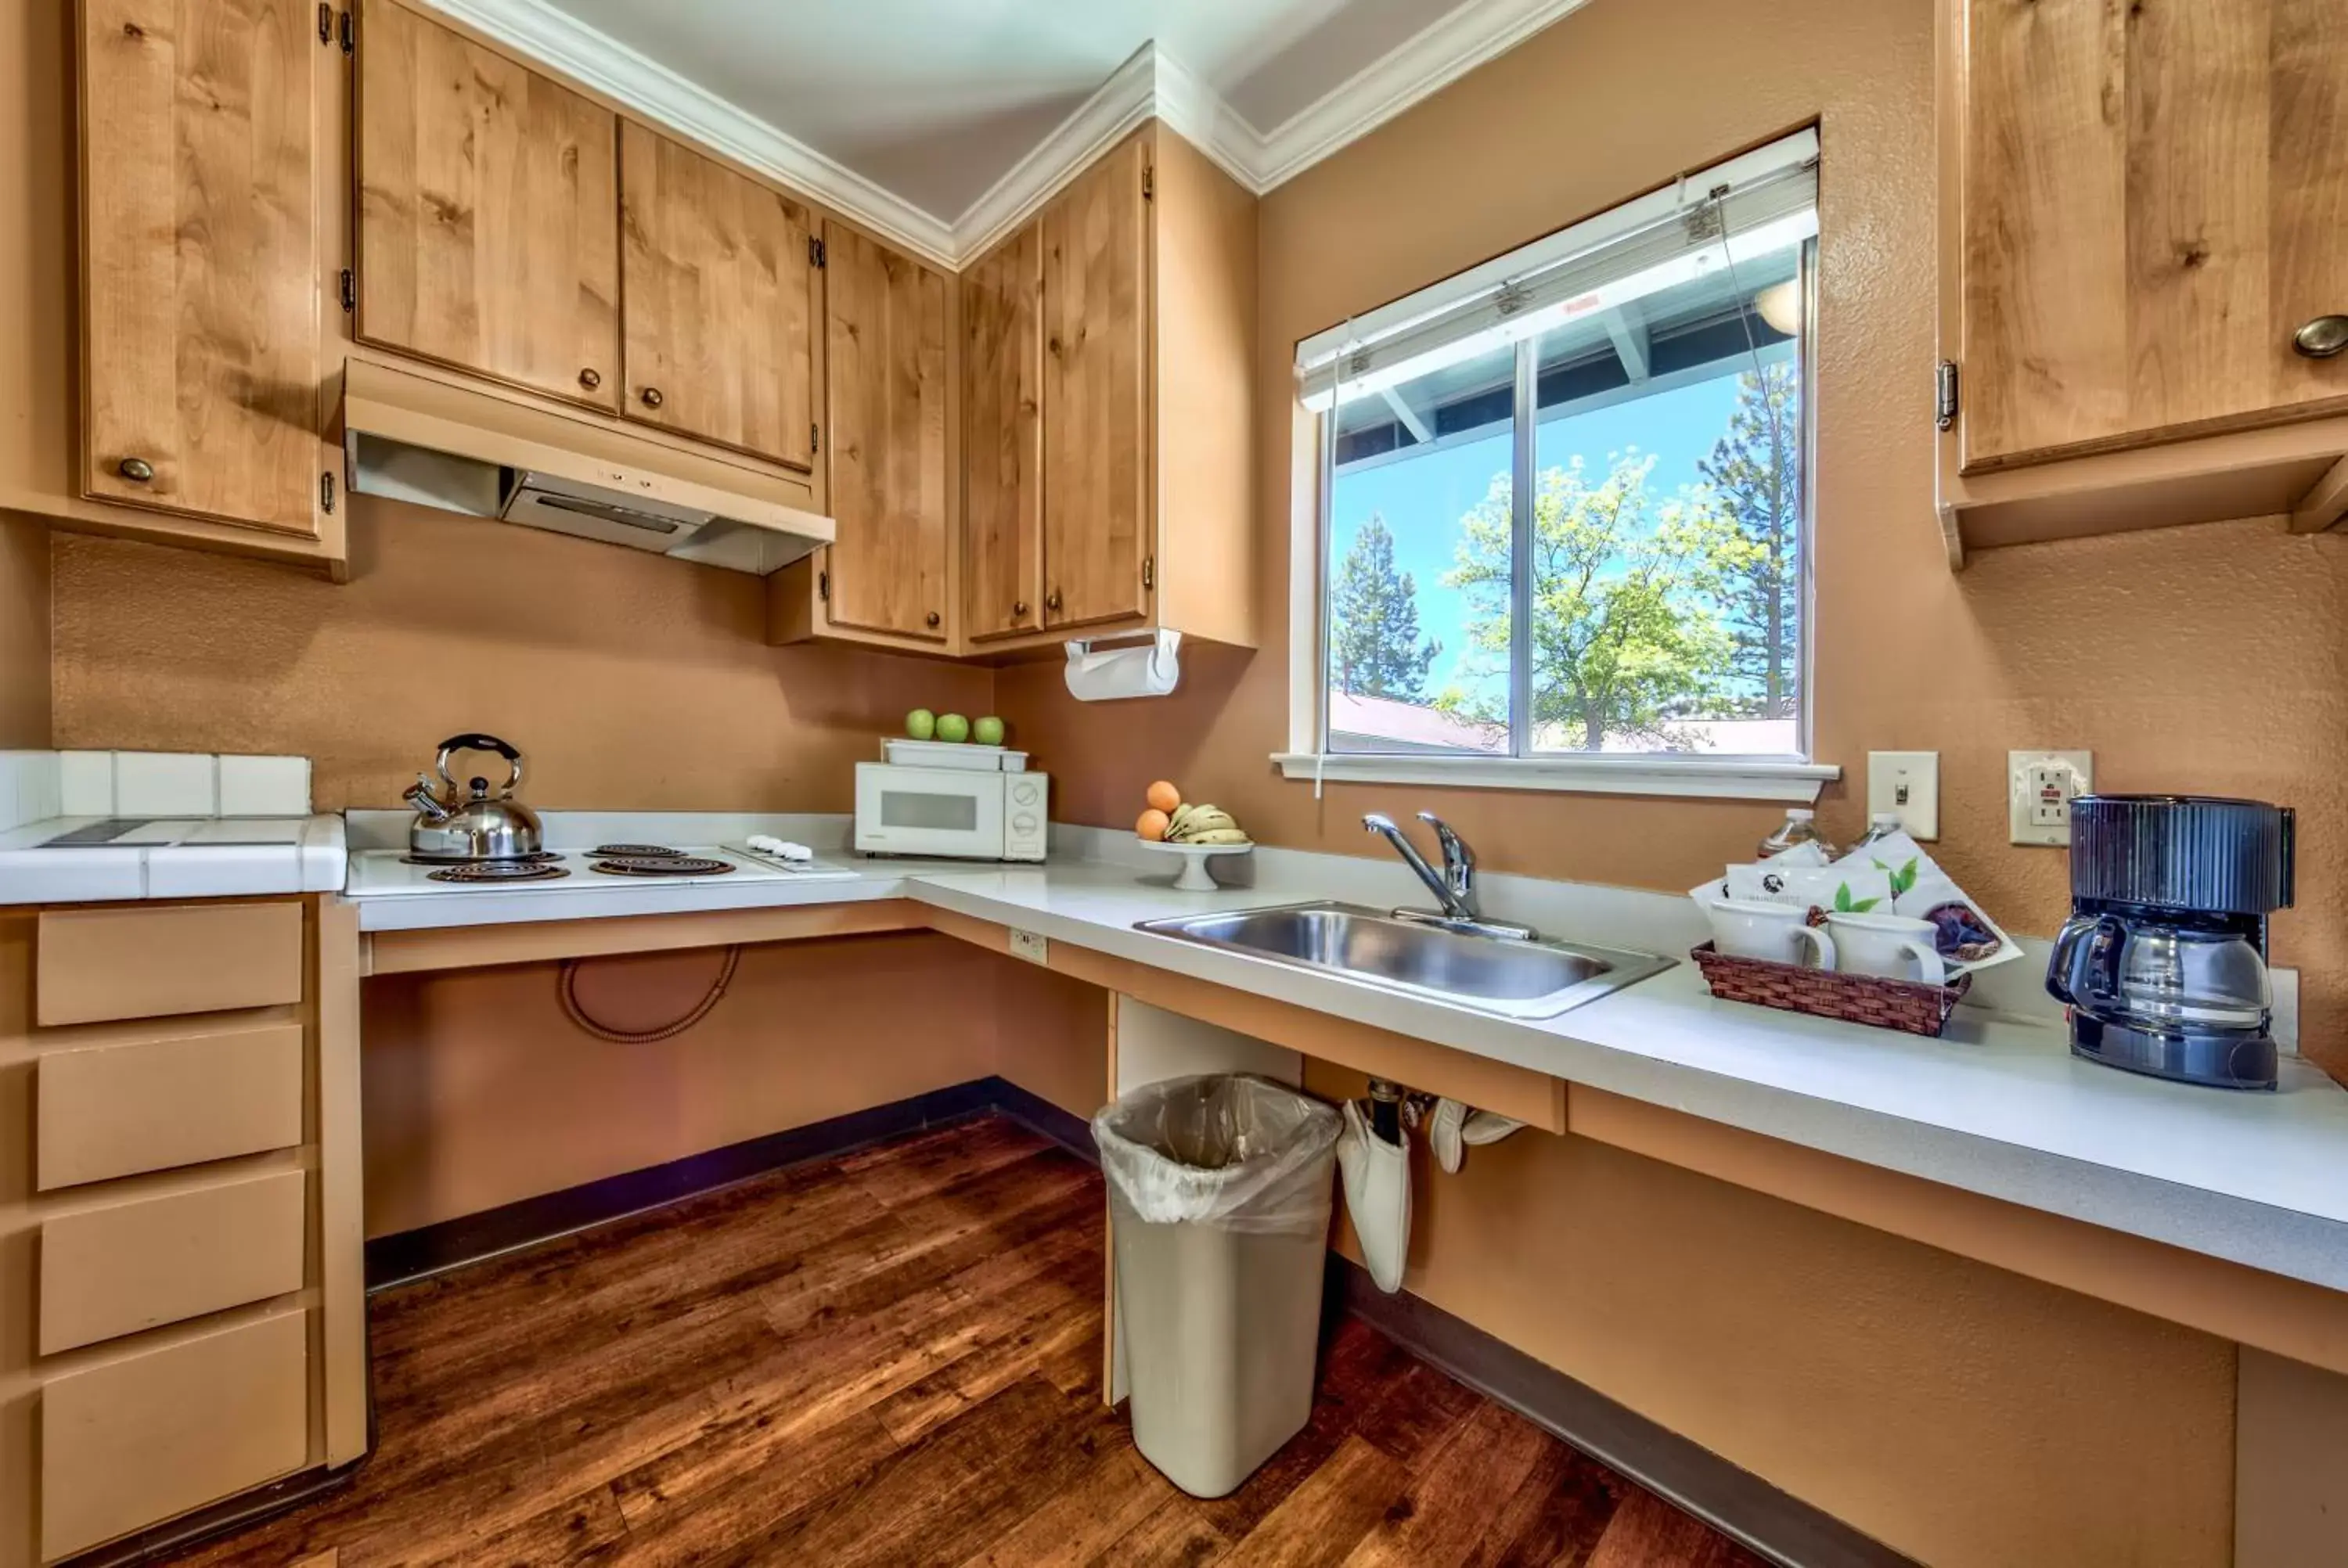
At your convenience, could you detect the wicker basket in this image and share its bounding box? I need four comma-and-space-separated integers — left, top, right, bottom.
1691, 941, 1972, 1038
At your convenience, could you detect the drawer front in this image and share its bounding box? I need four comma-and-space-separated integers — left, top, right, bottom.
37, 1022, 305, 1190
41, 1309, 309, 1561
39, 1169, 308, 1354
35, 902, 304, 1027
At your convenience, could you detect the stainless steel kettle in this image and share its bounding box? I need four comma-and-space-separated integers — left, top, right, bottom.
404, 734, 544, 860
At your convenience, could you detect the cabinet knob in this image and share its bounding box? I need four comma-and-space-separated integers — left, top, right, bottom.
639, 386, 665, 408
578, 367, 602, 390
116, 456, 153, 483
1045, 588, 1062, 613
2294, 315, 2348, 360
1012, 600, 1028, 618
925, 610, 941, 628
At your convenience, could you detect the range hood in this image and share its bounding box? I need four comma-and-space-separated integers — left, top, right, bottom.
337, 359, 834, 575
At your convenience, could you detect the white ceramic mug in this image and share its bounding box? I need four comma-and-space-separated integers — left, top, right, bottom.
1825, 911, 1946, 984
1705, 898, 1836, 969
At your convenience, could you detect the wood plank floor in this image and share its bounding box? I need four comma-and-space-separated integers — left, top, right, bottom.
171, 1115, 1771, 1567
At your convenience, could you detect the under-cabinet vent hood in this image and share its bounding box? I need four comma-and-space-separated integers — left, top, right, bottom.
337, 360, 834, 576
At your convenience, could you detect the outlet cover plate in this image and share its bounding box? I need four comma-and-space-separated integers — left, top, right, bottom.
2009, 750, 2092, 845
1866, 751, 1940, 840
1008, 929, 1049, 965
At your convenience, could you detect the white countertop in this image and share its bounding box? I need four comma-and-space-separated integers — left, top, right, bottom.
0, 814, 346, 903
342, 821, 2348, 1296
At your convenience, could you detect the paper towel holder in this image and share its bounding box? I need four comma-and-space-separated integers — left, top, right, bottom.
1061, 628, 1169, 657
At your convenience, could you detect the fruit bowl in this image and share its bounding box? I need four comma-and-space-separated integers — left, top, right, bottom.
1137, 838, 1253, 892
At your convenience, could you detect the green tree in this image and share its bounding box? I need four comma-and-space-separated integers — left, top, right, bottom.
1698, 363, 1802, 717
1328, 513, 1440, 701
1439, 452, 1752, 750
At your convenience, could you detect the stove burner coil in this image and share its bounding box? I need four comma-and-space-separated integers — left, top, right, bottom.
426, 860, 571, 883
589, 843, 685, 858
589, 855, 735, 878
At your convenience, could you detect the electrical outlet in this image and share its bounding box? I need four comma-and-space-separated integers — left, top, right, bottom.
2009, 750, 2092, 846
1866, 751, 1939, 840
1008, 929, 1049, 965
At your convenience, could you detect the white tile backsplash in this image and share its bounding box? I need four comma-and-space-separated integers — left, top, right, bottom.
114, 751, 218, 817
59, 752, 113, 816
0, 752, 52, 832
218, 754, 312, 816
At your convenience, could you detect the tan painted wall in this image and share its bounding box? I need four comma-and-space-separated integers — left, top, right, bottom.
52, 498, 994, 809
1311, 1064, 2236, 1567
0, 517, 46, 749
993, 0, 2348, 1087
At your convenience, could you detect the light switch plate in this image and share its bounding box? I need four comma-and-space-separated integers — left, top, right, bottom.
2009, 750, 2092, 845
1866, 751, 1939, 840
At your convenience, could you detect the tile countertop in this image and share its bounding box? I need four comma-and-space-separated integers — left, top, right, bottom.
0, 815, 347, 903
342, 818, 2348, 1298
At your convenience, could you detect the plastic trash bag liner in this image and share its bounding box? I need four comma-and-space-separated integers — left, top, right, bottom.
1093, 1073, 1341, 1236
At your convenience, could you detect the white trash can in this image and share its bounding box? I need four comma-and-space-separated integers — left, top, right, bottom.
1094, 1074, 1341, 1498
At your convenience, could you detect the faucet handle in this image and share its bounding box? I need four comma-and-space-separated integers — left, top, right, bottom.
1361, 811, 1399, 835
1415, 811, 1475, 887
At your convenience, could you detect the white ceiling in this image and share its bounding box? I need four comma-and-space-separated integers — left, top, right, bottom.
534, 0, 1462, 222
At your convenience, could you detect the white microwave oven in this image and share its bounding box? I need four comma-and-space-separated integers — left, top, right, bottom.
853, 763, 1049, 861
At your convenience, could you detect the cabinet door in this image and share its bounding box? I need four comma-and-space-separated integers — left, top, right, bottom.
355, 0, 620, 410
1041, 137, 1152, 631
823, 224, 949, 642
620, 122, 818, 470
1959, 0, 2348, 469
80, 0, 327, 535
962, 223, 1044, 642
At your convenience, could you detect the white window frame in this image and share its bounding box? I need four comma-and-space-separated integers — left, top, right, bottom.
1277, 131, 1838, 803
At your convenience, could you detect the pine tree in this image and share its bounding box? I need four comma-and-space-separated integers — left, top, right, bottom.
1698, 362, 1802, 717
1329, 514, 1440, 701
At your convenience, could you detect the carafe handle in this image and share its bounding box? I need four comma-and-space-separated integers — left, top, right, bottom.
2046, 913, 2120, 1006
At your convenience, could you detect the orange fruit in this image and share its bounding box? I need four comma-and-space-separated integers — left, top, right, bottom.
1145, 780, 1182, 815
1136, 808, 1171, 842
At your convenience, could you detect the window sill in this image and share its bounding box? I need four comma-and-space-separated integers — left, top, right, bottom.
1270, 751, 1839, 803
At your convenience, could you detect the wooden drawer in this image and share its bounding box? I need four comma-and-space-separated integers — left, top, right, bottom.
35, 902, 303, 1027
37, 1021, 305, 1190
41, 1309, 309, 1561
38, 1169, 307, 1354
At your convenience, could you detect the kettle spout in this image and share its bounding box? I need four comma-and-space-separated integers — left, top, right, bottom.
404, 774, 452, 822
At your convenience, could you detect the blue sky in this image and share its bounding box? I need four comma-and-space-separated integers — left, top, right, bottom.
1331, 369, 1748, 706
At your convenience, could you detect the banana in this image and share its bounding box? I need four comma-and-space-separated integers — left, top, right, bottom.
1183, 827, 1252, 845
1165, 804, 1246, 844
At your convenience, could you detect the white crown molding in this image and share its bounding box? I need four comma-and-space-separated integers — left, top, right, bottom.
1248, 0, 1595, 189
405, 0, 1594, 270
409, 0, 959, 267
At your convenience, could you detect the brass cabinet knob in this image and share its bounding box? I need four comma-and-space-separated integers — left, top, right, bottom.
1045, 588, 1062, 613
1012, 600, 1028, 618
116, 456, 153, 482
925, 610, 941, 628
639, 386, 664, 408
2294, 315, 2348, 360
578, 367, 602, 390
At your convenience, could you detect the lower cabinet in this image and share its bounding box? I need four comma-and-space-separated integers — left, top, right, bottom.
40, 1311, 311, 1563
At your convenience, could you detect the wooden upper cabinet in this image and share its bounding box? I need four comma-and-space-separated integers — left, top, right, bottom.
822, 224, 950, 642
1040, 135, 1153, 631
79, 0, 329, 537
1957, 0, 2348, 469
620, 123, 819, 470
962, 224, 1044, 642
355, 0, 620, 411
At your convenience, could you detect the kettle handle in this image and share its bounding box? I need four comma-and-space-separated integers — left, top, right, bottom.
434, 734, 524, 797
2045, 913, 2120, 1006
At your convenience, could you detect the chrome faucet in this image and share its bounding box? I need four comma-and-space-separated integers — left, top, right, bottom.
1362, 812, 1534, 940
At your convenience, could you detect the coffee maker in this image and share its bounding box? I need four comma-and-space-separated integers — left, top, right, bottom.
2047, 795, 2294, 1091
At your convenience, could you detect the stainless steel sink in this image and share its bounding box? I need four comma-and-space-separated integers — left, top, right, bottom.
1135, 901, 1673, 1020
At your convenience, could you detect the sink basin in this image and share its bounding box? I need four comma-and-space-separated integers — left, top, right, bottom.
1135, 901, 1673, 1020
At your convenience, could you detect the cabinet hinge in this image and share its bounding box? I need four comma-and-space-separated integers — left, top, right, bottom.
320, 470, 337, 515
338, 268, 355, 313
811, 423, 820, 454
808, 236, 826, 269
317, 2, 332, 44
339, 9, 354, 53
817, 570, 830, 602
1141, 555, 1154, 591
1934, 359, 1961, 431
1142, 165, 1154, 202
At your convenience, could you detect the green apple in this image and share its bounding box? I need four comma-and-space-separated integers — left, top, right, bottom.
973, 715, 1006, 746
905, 708, 936, 740
935, 713, 971, 743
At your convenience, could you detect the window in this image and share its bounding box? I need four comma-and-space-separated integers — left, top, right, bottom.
1290, 131, 1833, 800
